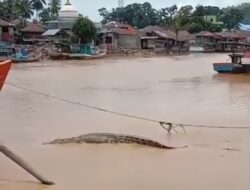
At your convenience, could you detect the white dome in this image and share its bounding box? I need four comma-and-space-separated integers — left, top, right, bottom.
58, 1, 78, 20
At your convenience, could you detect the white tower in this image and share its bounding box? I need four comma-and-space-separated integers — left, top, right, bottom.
118, 0, 124, 8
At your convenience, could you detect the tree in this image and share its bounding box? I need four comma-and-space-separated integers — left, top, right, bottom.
39, 8, 51, 24
236, 3, 250, 23
72, 16, 97, 44
1, 0, 16, 19
31, 0, 46, 20
193, 5, 221, 16
49, 0, 61, 18
164, 4, 178, 20
98, 2, 160, 28
17, 0, 34, 19
171, 13, 190, 53
220, 6, 244, 29
98, 7, 111, 24
178, 5, 193, 17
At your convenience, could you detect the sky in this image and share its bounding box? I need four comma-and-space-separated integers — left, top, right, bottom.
65, 0, 247, 21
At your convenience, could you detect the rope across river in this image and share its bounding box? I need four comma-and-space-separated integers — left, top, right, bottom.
6, 82, 250, 132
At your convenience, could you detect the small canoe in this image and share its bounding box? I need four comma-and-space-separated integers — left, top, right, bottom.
68, 51, 107, 60
0, 60, 12, 90
11, 56, 40, 63
213, 53, 250, 74
48, 52, 70, 60
213, 63, 246, 74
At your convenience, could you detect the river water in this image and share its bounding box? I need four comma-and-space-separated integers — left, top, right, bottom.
0, 54, 250, 190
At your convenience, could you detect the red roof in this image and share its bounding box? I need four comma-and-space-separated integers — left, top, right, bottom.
195, 31, 222, 39
216, 32, 246, 39
20, 22, 44, 33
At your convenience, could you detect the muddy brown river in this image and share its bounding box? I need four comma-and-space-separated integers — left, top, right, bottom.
0, 54, 250, 190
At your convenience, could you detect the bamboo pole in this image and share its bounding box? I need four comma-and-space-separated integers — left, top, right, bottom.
0, 144, 55, 185
1, 60, 54, 185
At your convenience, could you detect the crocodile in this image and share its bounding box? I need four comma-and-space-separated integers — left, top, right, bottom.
44, 133, 187, 149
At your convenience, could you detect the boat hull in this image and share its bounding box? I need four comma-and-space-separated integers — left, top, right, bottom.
68, 52, 107, 60
0, 60, 12, 90
11, 57, 40, 63
48, 53, 70, 60
213, 63, 249, 74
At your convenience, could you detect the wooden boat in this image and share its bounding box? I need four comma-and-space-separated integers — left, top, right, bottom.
11, 54, 41, 63
0, 43, 14, 61
0, 60, 12, 90
48, 52, 70, 60
0, 44, 41, 63
68, 50, 107, 60
213, 53, 250, 74
49, 43, 107, 60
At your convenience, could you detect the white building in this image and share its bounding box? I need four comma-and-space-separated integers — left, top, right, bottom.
45, 0, 79, 30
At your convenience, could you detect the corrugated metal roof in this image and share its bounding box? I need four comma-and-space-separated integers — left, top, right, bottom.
239, 23, 250, 31
141, 26, 192, 41
0, 19, 13, 27
42, 29, 61, 36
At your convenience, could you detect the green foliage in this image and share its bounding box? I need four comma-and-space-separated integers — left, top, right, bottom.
72, 17, 97, 44
48, 0, 61, 18
39, 0, 61, 24
99, 2, 244, 33
0, 0, 45, 20
0, 0, 33, 19
193, 5, 221, 16
236, 3, 250, 23
31, 0, 46, 11
39, 8, 51, 24
220, 7, 244, 29
17, 0, 34, 19
99, 3, 160, 28
31, 0, 46, 20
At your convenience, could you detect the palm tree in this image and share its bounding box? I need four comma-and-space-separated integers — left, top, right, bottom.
31, 0, 46, 21
171, 14, 189, 53
16, 0, 34, 19
49, 0, 61, 18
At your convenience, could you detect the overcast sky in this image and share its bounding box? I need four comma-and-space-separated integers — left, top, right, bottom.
66, 0, 246, 21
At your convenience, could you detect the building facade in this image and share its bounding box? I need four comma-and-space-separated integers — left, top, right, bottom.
99, 21, 140, 50
0, 19, 14, 43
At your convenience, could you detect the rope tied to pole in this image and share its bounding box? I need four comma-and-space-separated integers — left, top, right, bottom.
5, 82, 250, 132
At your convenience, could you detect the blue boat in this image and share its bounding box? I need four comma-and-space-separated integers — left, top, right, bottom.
213, 53, 250, 74
0, 43, 14, 61
49, 43, 106, 60
0, 43, 40, 63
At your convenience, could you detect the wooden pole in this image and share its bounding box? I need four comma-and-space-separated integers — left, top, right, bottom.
0, 145, 55, 185
1, 60, 54, 185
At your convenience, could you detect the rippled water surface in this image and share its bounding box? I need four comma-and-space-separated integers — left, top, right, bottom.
1, 54, 250, 190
